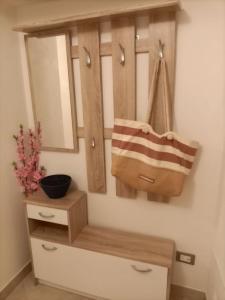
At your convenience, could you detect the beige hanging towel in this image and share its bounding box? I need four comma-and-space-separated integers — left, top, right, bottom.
111, 58, 199, 197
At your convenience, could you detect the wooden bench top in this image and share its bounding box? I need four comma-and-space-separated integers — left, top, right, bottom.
74, 225, 175, 268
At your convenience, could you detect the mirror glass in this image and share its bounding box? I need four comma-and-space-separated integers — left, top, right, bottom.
26, 33, 76, 151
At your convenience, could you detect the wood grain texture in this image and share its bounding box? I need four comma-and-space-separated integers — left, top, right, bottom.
112, 16, 136, 199
78, 22, 106, 193
25, 191, 87, 245
77, 127, 112, 139
13, 0, 180, 33
71, 39, 152, 59
147, 11, 177, 202
29, 221, 69, 244
68, 194, 88, 243
23, 190, 86, 210
73, 225, 175, 268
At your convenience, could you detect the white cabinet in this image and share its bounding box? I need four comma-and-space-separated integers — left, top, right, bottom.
31, 237, 168, 300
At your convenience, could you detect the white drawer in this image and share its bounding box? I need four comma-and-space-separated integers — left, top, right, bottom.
27, 204, 68, 225
31, 238, 168, 300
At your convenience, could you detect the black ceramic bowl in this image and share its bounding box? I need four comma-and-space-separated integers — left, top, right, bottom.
40, 175, 71, 199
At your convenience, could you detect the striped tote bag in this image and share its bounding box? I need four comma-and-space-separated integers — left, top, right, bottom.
111, 58, 198, 197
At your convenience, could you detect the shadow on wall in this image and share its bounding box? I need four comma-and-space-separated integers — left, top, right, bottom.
173, 9, 191, 94
169, 9, 198, 210
170, 145, 202, 209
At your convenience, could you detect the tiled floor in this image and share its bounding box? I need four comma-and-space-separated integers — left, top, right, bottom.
5, 274, 92, 300
5, 273, 196, 300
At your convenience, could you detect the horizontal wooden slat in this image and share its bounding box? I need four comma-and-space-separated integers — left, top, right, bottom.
77, 127, 112, 139
100, 42, 112, 56
71, 39, 151, 59
13, 0, 180, 33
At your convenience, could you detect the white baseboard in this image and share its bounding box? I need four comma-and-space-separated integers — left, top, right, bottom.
214, 252, 225, 290
0, 261, 32, 300
206, 253, 225, 300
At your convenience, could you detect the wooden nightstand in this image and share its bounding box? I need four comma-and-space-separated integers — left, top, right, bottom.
24, 189, 88, 245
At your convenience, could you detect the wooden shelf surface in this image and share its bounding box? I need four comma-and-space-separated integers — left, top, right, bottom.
73, 225, 175, 268
31, 223, 69, 244
13, 0, 180, 33
24, 189, 86, 210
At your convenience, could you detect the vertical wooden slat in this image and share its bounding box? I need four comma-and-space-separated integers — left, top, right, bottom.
112, 16, 136, 199
78, 22, 106, 193
147, 11, 177, 202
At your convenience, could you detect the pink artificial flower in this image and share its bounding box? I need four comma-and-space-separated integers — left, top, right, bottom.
33, 171, 42, 181
12, 124, 46, 196
30, 182, 38, 191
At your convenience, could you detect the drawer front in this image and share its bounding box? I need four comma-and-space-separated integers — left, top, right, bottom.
27, 204, 68, 225
31, 238, 168, 300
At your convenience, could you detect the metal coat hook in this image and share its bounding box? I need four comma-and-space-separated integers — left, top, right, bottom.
119, 43, 125, 66
83, 46, 91, 67
158, 40, 164, 59
91, 137, 95, 149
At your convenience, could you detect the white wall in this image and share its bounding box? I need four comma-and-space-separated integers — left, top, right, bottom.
207, 256, 225, 300
0, 2, 30, 292
207, 145, 225, 299
16, 0, 225, 293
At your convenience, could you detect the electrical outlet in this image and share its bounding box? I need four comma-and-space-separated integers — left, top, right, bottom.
176, 251, 195, 265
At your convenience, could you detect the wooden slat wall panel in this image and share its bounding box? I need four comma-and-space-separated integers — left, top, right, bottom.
112, 16, 136, 199
147, 11, 176, 202
78, 22, 106, 193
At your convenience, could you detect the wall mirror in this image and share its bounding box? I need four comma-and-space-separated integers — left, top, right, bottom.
25, 32, 78, 152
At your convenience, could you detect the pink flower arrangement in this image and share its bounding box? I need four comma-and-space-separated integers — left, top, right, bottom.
12, 123, 46, 196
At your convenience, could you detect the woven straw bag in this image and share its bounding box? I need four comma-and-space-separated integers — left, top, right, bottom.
111, 57, 198, 197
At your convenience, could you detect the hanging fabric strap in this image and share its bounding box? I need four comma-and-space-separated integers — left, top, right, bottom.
146, 58, 172, 132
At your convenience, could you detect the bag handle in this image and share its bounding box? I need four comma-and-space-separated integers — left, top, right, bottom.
146, 58, 172, 132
